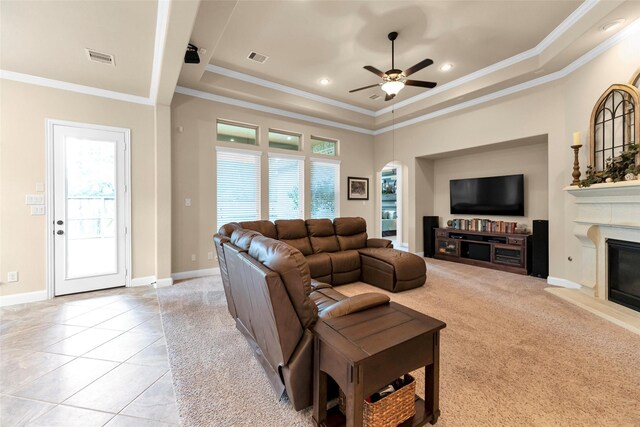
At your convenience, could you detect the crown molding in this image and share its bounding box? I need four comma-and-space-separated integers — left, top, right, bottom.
205, 64, 377, 117
175, 86, 375, 135
0, 69, 153, 105
149, 0, 171, 103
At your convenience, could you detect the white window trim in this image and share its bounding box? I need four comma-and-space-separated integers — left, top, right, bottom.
310, 157, 341, 164
215, 145, 263, 157
268, 151, 305, 161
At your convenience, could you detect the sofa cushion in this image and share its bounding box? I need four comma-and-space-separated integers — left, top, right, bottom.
218, 222, 241, 238
230, 229, 263, 251
305, 253, 332, 281
239, 220, 278, 239
248, 236, 318, 329
306, 219, 340, 253
334, 217, 367, 250
328, 250, 361, 273
310, 287, 346, 313
275, 219, 313, 256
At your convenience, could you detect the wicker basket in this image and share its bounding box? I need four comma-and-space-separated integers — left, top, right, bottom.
339, 374, 416, 427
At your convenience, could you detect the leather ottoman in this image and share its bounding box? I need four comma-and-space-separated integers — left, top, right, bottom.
358, 248, 426, 292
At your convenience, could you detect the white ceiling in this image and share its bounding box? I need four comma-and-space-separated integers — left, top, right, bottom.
206, 1, 581, 108
1, 0, 638, 132
0, 0, 158, 97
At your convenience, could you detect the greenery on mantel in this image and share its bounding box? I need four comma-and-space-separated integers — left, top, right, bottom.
580, 144, 640, 187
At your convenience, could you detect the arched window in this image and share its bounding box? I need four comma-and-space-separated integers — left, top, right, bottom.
589, 84, 639, 171
631, 69, 640, 89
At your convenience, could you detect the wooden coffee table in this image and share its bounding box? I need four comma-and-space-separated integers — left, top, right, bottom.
312, 302, 446, 427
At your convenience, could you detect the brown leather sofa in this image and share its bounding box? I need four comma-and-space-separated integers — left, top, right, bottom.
213, 228, 391, 410
217, 217, 426, 292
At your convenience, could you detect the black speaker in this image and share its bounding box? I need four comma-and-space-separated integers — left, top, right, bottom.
531, 220, 549, 278
423, 216, 439, 258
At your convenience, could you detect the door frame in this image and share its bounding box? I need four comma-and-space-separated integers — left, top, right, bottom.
45, 119, 132, 299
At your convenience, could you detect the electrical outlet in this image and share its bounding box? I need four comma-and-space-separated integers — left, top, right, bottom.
207, 252, 214, 260
191, 254, 196, 261
185, 198, 191, 207
7, 271, 18, 282
31, 205, 45, 215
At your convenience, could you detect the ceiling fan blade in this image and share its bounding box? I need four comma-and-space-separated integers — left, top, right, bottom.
405, 79, 437, 89
349, 83, 381, 93
364, 65, 386, 78
384, 93, 396, 102
403, 58, 434, 77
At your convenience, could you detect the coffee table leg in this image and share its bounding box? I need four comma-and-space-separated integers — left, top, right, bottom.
313, 338, 327, 426
346, 365, 364, 427
425, 331, 440, 424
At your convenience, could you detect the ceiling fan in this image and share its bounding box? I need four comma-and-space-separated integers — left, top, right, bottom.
349, 31, 437, 101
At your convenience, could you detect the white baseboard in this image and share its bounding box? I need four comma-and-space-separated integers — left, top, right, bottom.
547, 276, 582, 289
171, 268, 220, 280
130, 276, 156, 287
0, 290, 48, 307
155, 277, 174, 288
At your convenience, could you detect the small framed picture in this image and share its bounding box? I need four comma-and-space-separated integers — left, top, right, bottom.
347, 177, 369, 200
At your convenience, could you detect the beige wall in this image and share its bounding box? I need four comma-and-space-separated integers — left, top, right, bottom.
0, 80, 157, 296
431, 140, 549, 229
170, 93, 376, 273
373, 32, 640, 284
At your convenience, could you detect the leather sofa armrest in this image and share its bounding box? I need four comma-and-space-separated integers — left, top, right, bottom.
367, 238, 393, 248
319, 293, 390, 320
311, 279, 332, 291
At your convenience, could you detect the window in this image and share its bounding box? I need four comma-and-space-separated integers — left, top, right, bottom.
310, 159, 340, 219
269, 154, 304, 221
217, 120, 257, 145
216, 148, 261, 230
310, 136, 337, 156
269, 129, 301, 151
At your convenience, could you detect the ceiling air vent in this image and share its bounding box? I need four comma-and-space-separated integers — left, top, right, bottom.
369, 94, 381, 100
86, 48, 115, 66
247, 51, 269, 64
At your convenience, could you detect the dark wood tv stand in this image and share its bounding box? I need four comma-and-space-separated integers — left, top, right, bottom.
434, 228, 531, 275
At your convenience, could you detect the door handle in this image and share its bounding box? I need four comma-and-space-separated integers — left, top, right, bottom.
56, 230, 64, 235
56, 220, 64, 225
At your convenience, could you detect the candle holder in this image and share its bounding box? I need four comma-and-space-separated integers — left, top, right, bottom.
571, 144, 582, 186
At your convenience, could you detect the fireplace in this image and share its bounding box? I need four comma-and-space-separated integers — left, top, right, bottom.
608, 239, 640, 313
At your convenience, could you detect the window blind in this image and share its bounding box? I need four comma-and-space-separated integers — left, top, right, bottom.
310, 159, 340, 219
269, 154, 304, 221
216, 148, 261, 230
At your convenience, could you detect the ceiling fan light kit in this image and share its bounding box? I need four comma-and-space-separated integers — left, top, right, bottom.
349, 31, 437, 101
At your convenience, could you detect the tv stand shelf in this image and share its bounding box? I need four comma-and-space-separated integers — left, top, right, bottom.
434, 228, 531, 275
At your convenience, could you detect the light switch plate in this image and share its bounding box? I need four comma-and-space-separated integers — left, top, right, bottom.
36, 183, 45, 192
191, 254, 196, 261
31, 205, 45, 215
26, 194, 45, 205
7, 272, 18, 282
207, 252, 214, 260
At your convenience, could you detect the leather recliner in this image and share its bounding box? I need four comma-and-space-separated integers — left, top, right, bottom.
215, 228, 390, 410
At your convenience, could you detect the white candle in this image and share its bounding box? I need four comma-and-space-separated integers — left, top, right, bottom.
572, 131, 581, 146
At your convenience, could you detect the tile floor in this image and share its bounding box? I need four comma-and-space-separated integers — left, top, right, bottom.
0, 286, 180, 427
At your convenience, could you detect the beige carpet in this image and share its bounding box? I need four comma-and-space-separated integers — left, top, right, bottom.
157, 259, 640, 426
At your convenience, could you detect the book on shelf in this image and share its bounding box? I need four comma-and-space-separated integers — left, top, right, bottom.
449, 218, 519, 234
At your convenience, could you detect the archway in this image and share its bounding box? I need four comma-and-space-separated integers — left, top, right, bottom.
378, 161, 407, 250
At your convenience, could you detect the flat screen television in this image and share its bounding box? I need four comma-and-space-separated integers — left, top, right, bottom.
450, 174, 524, 216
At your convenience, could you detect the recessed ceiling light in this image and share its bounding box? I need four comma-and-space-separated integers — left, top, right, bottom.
602, 19, 625, 32
319, 78, 330, 85
440, 63, 453, 72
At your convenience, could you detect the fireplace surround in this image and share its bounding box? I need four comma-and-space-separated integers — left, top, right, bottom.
549, 180, 640, 334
